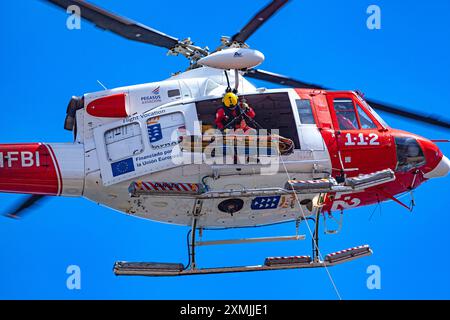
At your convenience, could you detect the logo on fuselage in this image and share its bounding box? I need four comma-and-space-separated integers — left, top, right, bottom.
141, 86, 162, 104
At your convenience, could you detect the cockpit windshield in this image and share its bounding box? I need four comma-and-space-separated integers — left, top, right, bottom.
395, 137, 426, 172
356, 95, 390, 128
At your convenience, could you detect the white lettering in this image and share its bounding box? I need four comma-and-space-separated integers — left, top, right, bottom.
345, 133, 356, 146
369, 133, 380, 145
344, 133, 379, 146
21, 151, 34, 167
331, 194, 361, 211
6, 152, 19, 167
0, 151, 40, 168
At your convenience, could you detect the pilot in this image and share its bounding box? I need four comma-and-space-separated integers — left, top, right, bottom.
337, 113, 357, 130
215, 92, 256, 132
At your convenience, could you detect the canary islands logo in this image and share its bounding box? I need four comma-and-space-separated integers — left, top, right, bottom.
147, 117, 163, 144
141, 86, 161, 104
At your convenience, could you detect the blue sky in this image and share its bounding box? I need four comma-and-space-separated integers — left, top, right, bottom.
0, 0, 449, 299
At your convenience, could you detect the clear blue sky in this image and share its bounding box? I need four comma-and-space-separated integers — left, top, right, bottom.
0, 0, 449, 299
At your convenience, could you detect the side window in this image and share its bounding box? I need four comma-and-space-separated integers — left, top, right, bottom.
334, 99, 359, 130
356, 103, 377, 129
104, 123, 144, 162
296, 99, 315, 124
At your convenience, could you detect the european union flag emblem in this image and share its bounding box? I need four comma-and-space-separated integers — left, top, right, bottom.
251, 196, 281, 210
111, 158, 135, 177
148, 123, 163, 143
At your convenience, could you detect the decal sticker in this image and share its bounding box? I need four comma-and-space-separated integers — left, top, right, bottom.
152, 86, 160, 95
122, 109, 166, 124
344, 132, 379, 146
147, 117, 163, 143
140, 86, 162, 104
0, 151, 40, 168
111, 157, 135, 177
251, 196, 281, 210
128, 181, 202, 196
330, 193, 361, 211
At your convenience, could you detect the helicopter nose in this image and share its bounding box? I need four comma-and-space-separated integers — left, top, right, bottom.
417, 138, 450, 179
423, 155, 450, 179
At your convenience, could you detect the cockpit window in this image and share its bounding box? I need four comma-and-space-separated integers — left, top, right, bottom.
395, 137, 426, 172
356, 103, 377, 129
334, 99, 359, 130
357, 96, 389, 128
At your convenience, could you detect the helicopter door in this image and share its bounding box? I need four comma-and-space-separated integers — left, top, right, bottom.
328, 93, 396, 174
93, 105, 196, 186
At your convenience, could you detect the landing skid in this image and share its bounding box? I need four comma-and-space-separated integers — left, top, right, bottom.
113, 204, 373, 277
114, 246, 372, 276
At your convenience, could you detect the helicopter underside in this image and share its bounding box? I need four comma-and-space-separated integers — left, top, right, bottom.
82, 149, 401, 228
83, 151, 333, 228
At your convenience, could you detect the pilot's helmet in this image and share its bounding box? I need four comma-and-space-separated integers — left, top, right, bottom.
222, 92, 238, 108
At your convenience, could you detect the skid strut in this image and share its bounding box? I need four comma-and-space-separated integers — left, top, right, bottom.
189, 216, 198, 270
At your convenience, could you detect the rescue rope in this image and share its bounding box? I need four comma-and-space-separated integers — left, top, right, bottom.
277, 151, 343, 300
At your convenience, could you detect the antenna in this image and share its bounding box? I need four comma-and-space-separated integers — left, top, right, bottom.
96, 80, 108, 90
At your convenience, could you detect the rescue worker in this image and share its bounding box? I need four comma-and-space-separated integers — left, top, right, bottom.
215, 92, 256, 132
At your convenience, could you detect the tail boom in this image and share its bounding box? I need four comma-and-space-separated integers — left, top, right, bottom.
0, 143, 84, 196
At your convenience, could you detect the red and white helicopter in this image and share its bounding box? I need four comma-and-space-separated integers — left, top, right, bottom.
1, 0, 449, 276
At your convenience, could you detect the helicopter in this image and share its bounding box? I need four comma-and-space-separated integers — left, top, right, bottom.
1, 0, 449, 276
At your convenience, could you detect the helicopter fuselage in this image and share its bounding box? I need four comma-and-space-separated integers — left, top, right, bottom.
0, 67, 448, 227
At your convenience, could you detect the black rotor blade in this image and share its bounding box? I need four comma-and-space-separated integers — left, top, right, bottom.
246, 69, 450, 130
231, 0, 289, 44
44, 0, 180, 49
364, 99, 450, 130
246, 68, 326, 89
4, 195, 46, 219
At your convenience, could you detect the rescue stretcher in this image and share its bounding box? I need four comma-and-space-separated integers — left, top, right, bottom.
179, 133, 295, 156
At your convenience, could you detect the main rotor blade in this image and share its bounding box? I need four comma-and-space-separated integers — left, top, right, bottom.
246, 68, 325, 89
44, 0, 180, 49
4, 195, 46, 219
231, 0, 289, 44
246, 69, 450, 130
364, 99, 450, 130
